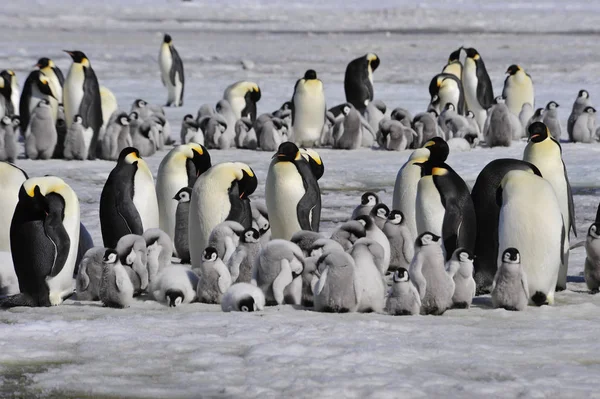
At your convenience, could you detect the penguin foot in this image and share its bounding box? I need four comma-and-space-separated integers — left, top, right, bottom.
531, 291, 549, 307
589, 289, 599, 295
452, 302, 470, 309
555, 285, 566, 292
0, 293, 38, 309
392, 309, 413, 316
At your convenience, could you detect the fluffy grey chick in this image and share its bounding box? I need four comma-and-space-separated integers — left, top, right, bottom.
208, 220, 245, 264
379, 119, 415, 151
290, 230, 324, 257
385, 268, 421, 316
116, 234, 149, 293
526, 107, 544, 132
303, 238, 345, 306
25, 99, 57, 160
221, 282, 266, 312
542, 101, 562, 141
228, 228, 261, 283
0, 116, 17, 162
518, 103, 534, 134
151, 265, 199, 307
173, 187, 192, 264
180, 113, 196, 144
313, 250, 360, 313
383, 210, 414, 273
258, 117, 285, 152
491, 248, 529, 311
131, 118, 158, 157
199, 114, 227, 150
370, 203, 390, 230
365, 99, 387, 133
584, 222, 600, 293
196, 247, 232, 304
351, 191, 379, 220
568, 89, 592, 142
412, 111, 439, 148
76, 247, 107, 301
330, 220, 366, 250
445, 248, 476, 309
484, 99, 518, 147
572, 106, 597, 143
144, 228, 173, 285
234, 117, 254, 149
350, 238, 386, 313
99, 249, 135, 308
333, 103, 363, 150
64, 114, 89, 160
101, 111, 130, 160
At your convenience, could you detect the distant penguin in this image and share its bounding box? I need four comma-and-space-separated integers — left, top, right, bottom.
354, 215, 391, 274
257, 116, 286, 151
572, 106, 597, 143
350, 238, 386, 313
99, 249, 134, 308
370, 203, 389, 230
0, 70, 15, 117
221, 282, 266, 312
313, 250, 360, 313
491, 248, 529, 311
502, 64, 534, 116
523, 122, 575, 291
0, 162, 28, 251
351, 192, 379, 220
330, 220, 366, 250
378, 119, 415, 151
99, 148, 160, 248
445, 248, 475, 309
409, 232, 454, 315
180, 114, 197, 144
196, 247, 232, 304
385, 268, 421, 316
100, 111, 130, 160
251, 239, 304, 306
585, 213, 600, 293
151, 265, 199, 307
483, 99, 520, 146
383, 210, 414, 273
428, 73, 464, 115
35, 57, 64, 105
228, 227, 261, 283
208, 221, 244, 264
365, 99, 387, 134
173, 187, 192, 263
131, 119, 158, 157
156, 143, 211, 250
266, 142, 322, 240
76, 247, 106, 301
461, 48, 494, 130
0, 116, 19, 163
223, 81, 261, 123
159, 34, 185, 107
189, 162, 257, 269
442, 47, 463, 79
3, 176, 80, 307
412, 112, 439, 148
497, 170, 563, 305
470, 158, 541, 293
144, 228, 173, 284
19, 70, 59, 132
344, 53, 379, 113
332, 103, 364, 150
518, 103, 534, 134
291, 69, 326, 148
63, 50, 103, 159
25, 99, 58, 160
63, 114, 89, 160
99, 86, 118, 136
568, 90, 592, 142
542, 101, 562, 141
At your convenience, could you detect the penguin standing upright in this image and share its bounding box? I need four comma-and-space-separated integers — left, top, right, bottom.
99, 148, 159, 249
290, 69, 326, 148
344, 53, 379, 113
461, 47, 494, 130
0, 71, 14, 117
523, 122, 575, 291
63, 50, 103, 159
502, 64, 534, 116
159, 34, 184, 107
568, 90, 592, 141
441, 48, 463, 79
428, 73, 465, 115
266, 142, 322, 240
0, 70, 19, 117
19, 71, 58, 132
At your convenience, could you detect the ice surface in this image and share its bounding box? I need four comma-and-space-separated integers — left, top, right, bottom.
1, 0, 600, 397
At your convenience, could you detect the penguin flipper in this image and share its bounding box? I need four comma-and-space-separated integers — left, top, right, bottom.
313, 267, 328, 296
476, 70, 494, 109
53, 66, 65, 87
226, 186, 252, 229
296, 173, 321, 232
43, 197, 71, 278
273, 259, 293, 305
563, 161, 577, 237
169, 46, 184, 87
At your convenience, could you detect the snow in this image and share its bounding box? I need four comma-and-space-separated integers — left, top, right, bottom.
2, 0, 600, 397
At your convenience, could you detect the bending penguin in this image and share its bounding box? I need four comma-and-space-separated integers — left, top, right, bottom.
159, 33, 185, 107
291, 69, 326, 147
344, 53, 380, 113
266, 142, 322, 240
428, 73, 465, 115
0, 162, 28, 252
462, 47, 494, 130
442, 47, 463, 79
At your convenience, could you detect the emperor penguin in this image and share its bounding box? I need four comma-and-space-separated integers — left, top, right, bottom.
461, 47, 494, 130
313, 250, 360, 313
523, 122, 575, 291
483, 98, 519, 147
0, 71, 15, 117
189, 162, 257, 269
572, 106, 597, 143
354, 215, 391, 274
115, 234, 149, 294
585, 211, 600, 293
151, 265, 199, 307
251, 239, 304, 306
173, 187, 192, 263
25, 99, 58, 160
445, 248, 476, 309
542, 101, 562, 141
99, 86, 118, 135
497, 170, 564, 305
568, 90, 592, 141
100, 111, 131, 160
63, 114, 89, 160
159, 34, 185, 107
36, 57, 64, 104
196, 247, 232, 304
2, 176, 80, 307
502, 64, 534, 116
144, 228, 173, 285
349, 238, 386, 313
428, 73, 464, 115
99, 249, 134, 308
75, 247, 106, 301
221, 282, 266, 312
491, 248, 529, 311
63, 50, 103, 159
156, 143, 212, 250
370, 203, 390, 230
208, 221, 245, 264
409, 232, 455, 315
383, 210, 414, 273
291, 69, 326, 148
223, 81, 261, 123
351, 192, 379, 219
344, 53, 379, 113
332, 103, 364, 150
180, 114, 197, 144
19, 70, 58, 132
266, 142, 322, 240
228, 227, 261, 283
0, 116, 19, 163
441, 48, 463, 79
0, 162, 28, 251
99, 147, 160, 249
385, 268, 421, 316
470, 158, 541, 293
411, 112, 439, 148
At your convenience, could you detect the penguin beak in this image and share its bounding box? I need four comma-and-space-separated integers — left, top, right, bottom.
63, 50, 74, 57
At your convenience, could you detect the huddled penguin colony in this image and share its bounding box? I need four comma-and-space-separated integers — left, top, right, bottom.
1, 37, 600, 316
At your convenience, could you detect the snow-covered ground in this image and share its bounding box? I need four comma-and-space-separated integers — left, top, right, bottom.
2, 1, 600, 397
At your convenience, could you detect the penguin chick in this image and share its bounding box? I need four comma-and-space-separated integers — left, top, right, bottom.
568, 90, 592, 142
173, 187, 192, 264
491, 248, 529, 311
228, 227, 261, 283
445, 248, 476, 309
351, 191, 379, 219
76, 247, 107, 301
101, 111, 130, 160
221, 282, 266, 312
333, 103, 363, 150
526, 108, 544, 132
572, 106, 597, 143
115, 234, 149, 292
251, 239, 304, 306
369, 203, 390, 230
25, 99, 57, 160
330, 220, 366, 250
99, 249, 135, 309
257, 116, 285, 152
383, 210, 414, 273
412, 112, 439, 148
584, 222, 600, 293
350, 238, 386, 313
180, 113, 197, 144
313, 250, 360, 313
0, 116, 18, 162
519, 103, 534, 134
63, 114, 89, 160
196, 247, 232, 304
251, 201, 271, 246
234, 117, 254, 149
378, 119, 415, 151
302, 238, 346, 306
409, 232, 454, 315
143, 228, 173, 285
131, 119, 158, 157
151, 265, 199, 307
290, 230, 323, 257
354, 215, 391, 274
385, 268, 421, 316
484, 101, 519, 146
542, 101, 562, 141
208, 221, 245, 264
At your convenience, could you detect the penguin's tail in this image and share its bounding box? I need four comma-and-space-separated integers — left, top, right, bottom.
531, 291, 548, 307
0, 293, 37, 309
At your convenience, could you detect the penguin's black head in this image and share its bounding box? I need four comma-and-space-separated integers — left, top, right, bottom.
370, 203, 390, 220
393, 268, 410, 283
578, 89, 589, 99
38, 98, 50, 107
238, 296, 256, 312
134, 99, 147, 108
354, 215, 374, 230
533, 108, 543, 118
444, 103, 455, 111
502, 248, 520, 264
36, 57, 51, 69
103, 249, 119, 264
506, 64, 520, 75
118, 147, 141, 164
342, 103, 353, 116
275, 142, 300, 162
64, 50, 88, 64
360, 192, 379, 206
465, 111, 474, 118
448, 47, 462, 62
188, 144, 212, 179
417, 232, 440, 247
493, 96, 505, 105
428, 109, 439, 118
589, 224, 600, 239
203, 247, 219, 262
73, 114, 83, 124
183, 114, 194, 123
390, 108, 409, 122
129, 111, 139, 121
546, 101, 559, 110
585, 106, 597, 114
236, 168, 258, 200
242, 228, 260, 243
366, 53, 380, 71
173, 186, 192, 203
164, 34, 172, 44
280, 101, 292, 111
456, 248, 473, 262
1, 116, 11, 126
423, 137, 449, 164
165, 289, 184, 307
300, 148, 324, 180
464, 47, 480, 59
388, 210, 404, 225
304, 69, 318, 80
117, 113, 130, 126
527, 122, 549, 143
11, 115, 20, 127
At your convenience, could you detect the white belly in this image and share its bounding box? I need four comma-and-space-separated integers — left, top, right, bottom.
439, 86, 460, 113
156, 155, 188, 246
392, 162, 422, 239
265, 161, 304, 240
353, 252, 385, 312
229, 96, 246, 120
133, 167, 159, 232
159, 47, 172, 87
505, 77, 534, 116
64, 71, 85, 129
462, 65, 486, 129
415, 176, 444, 238
292, 88, 326, 146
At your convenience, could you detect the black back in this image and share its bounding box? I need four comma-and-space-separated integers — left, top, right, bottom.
169, 45, 185, 105
81, 64, 103, 159
344, 55, 375, 112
